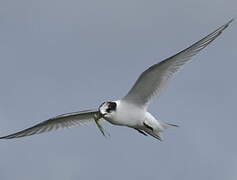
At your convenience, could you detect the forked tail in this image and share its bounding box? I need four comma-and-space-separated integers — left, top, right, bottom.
161, 122, 179, 129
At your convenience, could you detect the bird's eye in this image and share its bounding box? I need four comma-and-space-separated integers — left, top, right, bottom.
109, 102, 117, 110
106, 102, 117, 113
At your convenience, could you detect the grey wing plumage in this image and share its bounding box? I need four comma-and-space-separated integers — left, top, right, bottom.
0, 109, 99, 139
123, 19, 233, 107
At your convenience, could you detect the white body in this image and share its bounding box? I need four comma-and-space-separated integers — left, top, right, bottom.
101, 100, 166, 139
105, 100, 145, 127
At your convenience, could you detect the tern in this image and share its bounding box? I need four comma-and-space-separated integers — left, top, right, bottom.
0, 19, 233, 141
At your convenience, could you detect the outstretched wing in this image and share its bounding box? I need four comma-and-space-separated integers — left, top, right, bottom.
0, 109, 99, 139
123, 19, 233, 107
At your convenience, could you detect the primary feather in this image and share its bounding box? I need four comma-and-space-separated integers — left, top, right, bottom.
0, 110, 99, 139
123, 19, 233, 107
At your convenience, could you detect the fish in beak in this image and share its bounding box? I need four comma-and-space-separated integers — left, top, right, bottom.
93, 112, 110, 137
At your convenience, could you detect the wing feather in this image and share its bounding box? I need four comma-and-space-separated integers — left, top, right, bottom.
123, 19, 233, 107
0, 109, 99, 139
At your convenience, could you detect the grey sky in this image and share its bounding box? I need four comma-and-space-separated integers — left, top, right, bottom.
0, 0, 236, 179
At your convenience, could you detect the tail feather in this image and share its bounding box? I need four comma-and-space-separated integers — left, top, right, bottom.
161, 122, 179, 129
144, 129, 163, 141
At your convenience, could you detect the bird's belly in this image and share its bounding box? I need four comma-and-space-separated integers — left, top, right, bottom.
106, 112, 144, 127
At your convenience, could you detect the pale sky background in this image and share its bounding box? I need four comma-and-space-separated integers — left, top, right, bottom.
0, 0, 236, 180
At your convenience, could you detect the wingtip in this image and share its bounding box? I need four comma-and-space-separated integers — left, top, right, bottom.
220, 18, 234, 30
226, 18, 234, 27
0, 135, 10, 140
228, 18, 234, 24
214, 18, 234, 36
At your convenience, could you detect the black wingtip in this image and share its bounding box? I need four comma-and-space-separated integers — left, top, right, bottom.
225, 18, 234, 28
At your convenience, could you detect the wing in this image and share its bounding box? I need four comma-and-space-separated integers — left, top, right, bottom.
123, 19, 233, 107
0, 109, 99, 139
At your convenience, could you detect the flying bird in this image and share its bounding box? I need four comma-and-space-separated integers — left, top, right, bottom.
0, 19, 233, 141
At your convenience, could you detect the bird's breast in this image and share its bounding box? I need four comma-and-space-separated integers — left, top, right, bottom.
106, 102, 145, 127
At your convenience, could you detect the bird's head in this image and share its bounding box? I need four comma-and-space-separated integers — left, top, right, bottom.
99, 101, 117, 119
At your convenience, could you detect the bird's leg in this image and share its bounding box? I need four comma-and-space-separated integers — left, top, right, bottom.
94, 114, 110, 137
